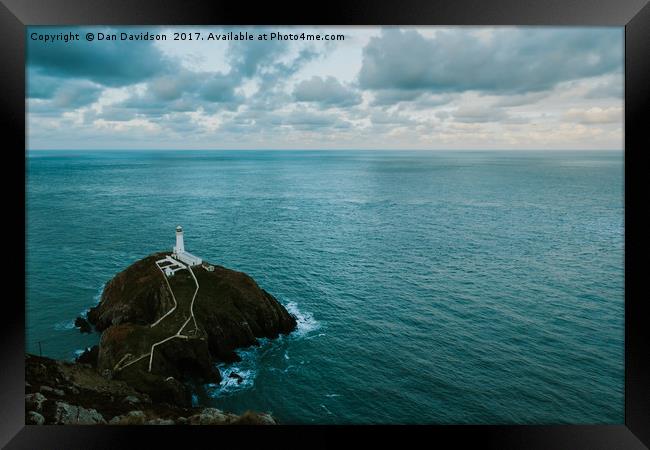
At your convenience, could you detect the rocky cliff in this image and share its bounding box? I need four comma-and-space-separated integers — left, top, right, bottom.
28, 252, 297, 424
86, 252, 296, 393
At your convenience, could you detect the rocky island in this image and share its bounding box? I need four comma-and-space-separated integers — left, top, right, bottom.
26, 250, 297, 425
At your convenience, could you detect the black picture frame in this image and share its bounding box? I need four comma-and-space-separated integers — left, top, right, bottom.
2, 0, 648, 448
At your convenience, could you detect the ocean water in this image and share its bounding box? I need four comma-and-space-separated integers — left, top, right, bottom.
26, 150, 624, 424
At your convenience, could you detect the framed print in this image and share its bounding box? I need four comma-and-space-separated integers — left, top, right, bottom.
1, 0, 648, 448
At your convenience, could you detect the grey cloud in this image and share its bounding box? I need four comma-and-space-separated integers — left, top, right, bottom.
411, 93, 455, 108
492, 91, 548, 107
90, 106, 136, 122
27, 72, 60, 99
223, 108, 351, 132
27, 27, 171, 87
369, 110, 416, 126
27, 26, 321, 122
584, 76, 623, 99
271, 110, 351, 129
371, 89, 425, 105
359, 28, 623, 95
272, 48, 321, 80
27, 100, 64, 116
27, 79, 103, 113
501, 115, 531, 124
564, 107, 622, 124
132, 70, 239, 105
148, 76, 186, 101
450, 105, 509, 123
293, 76, 361, 107
226, 31, 320, 82
157, 112, 203, 133
117, 36, 318, 119
227, 37, 286, 78
51, 81, 103, 108
115, 69, 242, 118
26, 26, 623, 150
449, 105, 529, 124
371, 90, 454, 109
200, 73, 240, 102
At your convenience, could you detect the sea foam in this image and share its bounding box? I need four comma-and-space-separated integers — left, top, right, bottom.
284, 300, 321, 338
207, 299, 320, 398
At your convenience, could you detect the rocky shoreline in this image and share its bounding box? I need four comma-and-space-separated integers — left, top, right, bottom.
27, 252, 297, 425
26, 353, 276, 425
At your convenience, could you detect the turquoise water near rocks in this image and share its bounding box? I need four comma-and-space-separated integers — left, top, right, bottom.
26, 150, 624, 424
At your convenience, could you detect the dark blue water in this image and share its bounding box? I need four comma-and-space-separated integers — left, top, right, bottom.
26, 150, 624, 424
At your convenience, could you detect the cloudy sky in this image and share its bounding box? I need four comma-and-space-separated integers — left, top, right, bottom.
27, 26, 623, 150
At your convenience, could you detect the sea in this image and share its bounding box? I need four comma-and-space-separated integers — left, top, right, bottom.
26, 150, 624, 424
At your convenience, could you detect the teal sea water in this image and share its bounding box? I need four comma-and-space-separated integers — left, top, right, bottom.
26, 150, 624, 424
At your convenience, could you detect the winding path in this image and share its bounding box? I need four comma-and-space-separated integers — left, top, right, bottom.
114, 257, 203, 373
150, 257, 183, 328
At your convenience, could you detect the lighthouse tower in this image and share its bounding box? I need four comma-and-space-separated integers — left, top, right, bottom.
174, 225, 185, 254
172, 225, 202, 266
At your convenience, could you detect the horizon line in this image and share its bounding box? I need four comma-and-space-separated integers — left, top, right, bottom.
26, 148, 624, 152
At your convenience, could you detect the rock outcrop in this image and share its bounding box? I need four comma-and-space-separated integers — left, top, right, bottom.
26, 252, 296, 425
84, 252, 296, 402
74, 316, 93, 333
25, 354, 277, 425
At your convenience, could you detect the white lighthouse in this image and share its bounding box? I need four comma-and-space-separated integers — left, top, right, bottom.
172, 225, 202, 266
174, 225, 185, 254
